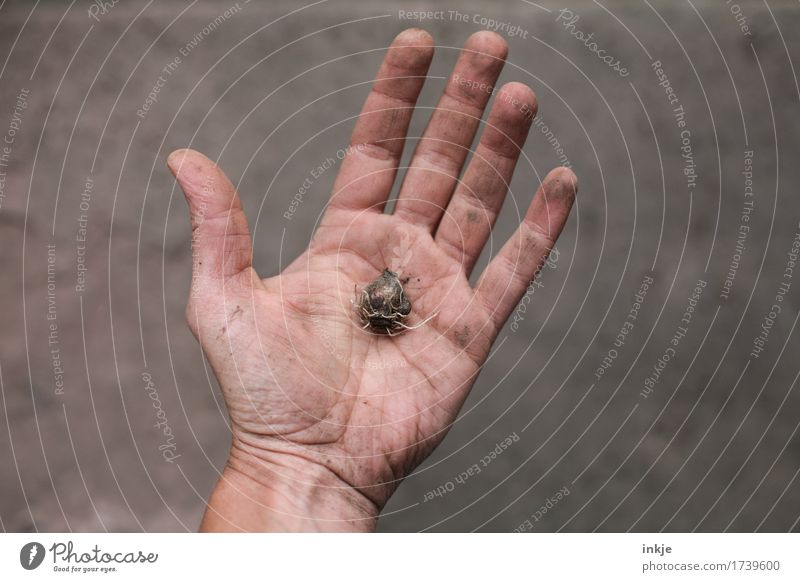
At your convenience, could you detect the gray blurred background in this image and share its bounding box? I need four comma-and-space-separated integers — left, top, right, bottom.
1, 0, 799, 532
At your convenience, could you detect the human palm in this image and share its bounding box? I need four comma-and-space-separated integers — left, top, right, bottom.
168, 28, 577, 531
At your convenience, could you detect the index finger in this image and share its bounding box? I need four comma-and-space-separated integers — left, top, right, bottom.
323, 28, 434, 218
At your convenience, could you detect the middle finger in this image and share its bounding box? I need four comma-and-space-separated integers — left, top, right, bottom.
393, 31, 508, 232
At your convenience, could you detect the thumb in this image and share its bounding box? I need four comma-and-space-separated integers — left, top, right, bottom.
167, 148, 253, 292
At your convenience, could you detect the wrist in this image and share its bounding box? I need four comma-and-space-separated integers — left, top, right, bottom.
200, 439, 379, 532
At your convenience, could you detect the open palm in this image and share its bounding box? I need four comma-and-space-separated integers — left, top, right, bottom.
168, 29, 576, 531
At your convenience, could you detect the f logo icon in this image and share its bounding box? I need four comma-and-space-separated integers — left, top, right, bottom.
20, 542, 45, 570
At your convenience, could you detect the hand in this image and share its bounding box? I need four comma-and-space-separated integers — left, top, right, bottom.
167, 28, 577, 532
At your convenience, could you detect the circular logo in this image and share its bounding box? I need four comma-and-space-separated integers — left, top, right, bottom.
20, 542, 46, 570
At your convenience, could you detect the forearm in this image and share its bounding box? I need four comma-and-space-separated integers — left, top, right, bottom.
200, 443, 379, 532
